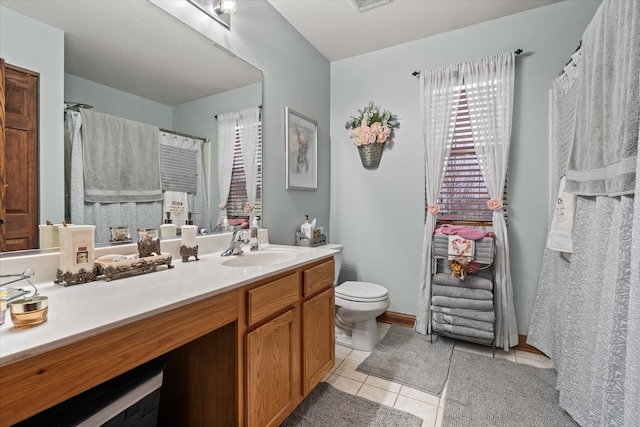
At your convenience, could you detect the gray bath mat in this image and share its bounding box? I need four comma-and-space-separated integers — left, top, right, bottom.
281, 382, 422, 427
442, 350, 578, 426
356, 325, 454, 396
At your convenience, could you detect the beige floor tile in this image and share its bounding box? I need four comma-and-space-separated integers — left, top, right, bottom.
515, 349, 551, 362
365, 376, 402, 393
335, 344, 352, 359
394, 395, 438, 427
330, 357, 344, 373
325, 373, 363, 395
346, 349, 371, 363
516, 355, 554, 369
356, 383, 398, 407
400, 385, 440, 407
333, 359, 369, 382
435, 406, 444, 427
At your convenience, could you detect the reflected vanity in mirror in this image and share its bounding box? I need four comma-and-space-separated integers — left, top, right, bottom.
0, 0, 263, 255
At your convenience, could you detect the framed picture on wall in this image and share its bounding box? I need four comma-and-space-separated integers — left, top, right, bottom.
285, 107, 317, 190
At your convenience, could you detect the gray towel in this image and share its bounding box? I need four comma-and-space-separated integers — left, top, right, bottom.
81, 109, 162, 203
433, 331, 493, 346
432, 312, 494, 332
431, 306, 496, 323
565, 0, 640, 196
433, 273, 493, 291
432, 320, 494, 341
432, 284, 493, 301
431, 295, 493, 311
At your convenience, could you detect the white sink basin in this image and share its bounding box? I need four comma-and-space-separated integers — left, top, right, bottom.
221, 248, 304, 267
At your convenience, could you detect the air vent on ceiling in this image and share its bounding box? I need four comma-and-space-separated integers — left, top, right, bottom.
350, 0, 391, 13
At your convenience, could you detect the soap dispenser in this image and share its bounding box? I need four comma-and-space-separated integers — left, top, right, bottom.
301, 215, 313, 239
250, 217, 260, 250
161, 212, 177, 239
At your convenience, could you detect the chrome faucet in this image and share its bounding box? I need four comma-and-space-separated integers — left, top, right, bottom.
221, 229, 250, 256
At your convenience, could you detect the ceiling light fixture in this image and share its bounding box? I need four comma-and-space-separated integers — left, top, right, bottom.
187, 0, 236, 29
217, 0, 237, 15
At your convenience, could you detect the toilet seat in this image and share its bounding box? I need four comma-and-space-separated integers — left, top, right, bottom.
335, 281, 389, 303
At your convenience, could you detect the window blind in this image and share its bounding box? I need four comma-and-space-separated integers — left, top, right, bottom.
435, 87, 508, 224
226, 123, 262, 219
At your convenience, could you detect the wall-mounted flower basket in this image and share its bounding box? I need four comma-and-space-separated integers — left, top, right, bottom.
345, 101, 398, 169
357, 143, 384, 169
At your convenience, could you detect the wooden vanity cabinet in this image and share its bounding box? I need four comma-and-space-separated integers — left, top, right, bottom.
242, 257, 335, 427
301, 259, 335, 395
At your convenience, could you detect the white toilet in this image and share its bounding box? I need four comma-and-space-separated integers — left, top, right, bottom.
328, 244, 390, 351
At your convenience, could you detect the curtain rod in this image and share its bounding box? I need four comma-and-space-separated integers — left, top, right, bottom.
63, 102, 209, 143
159, 128, 209, 143
214, 104, 262, 120
411, 49, 523, 77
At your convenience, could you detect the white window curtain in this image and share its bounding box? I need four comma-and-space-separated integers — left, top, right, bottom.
416, 65, 464, 335
463, 52, 518, 350
237, 107, 261, 221
416, 53, 518, 350
216, 111, 238, 226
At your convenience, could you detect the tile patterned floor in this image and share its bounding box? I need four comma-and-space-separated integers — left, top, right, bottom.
322, 323, 554, 427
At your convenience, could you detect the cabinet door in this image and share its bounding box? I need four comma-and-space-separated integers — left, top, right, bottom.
302, 286, 335, 394
245, 308, 300, 427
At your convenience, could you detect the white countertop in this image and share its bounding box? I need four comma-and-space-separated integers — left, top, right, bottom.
0, 239, 337, 367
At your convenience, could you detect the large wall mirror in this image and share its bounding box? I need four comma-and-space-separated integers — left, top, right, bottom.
0, 0, 263, 253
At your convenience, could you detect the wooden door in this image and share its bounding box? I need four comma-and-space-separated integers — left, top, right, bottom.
0, 60, 38, 252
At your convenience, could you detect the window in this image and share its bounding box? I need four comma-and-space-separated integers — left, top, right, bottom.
434, 85, 507, 224
226, 122, 262, 219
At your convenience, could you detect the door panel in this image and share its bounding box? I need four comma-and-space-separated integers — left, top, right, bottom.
1, 62, 38, 251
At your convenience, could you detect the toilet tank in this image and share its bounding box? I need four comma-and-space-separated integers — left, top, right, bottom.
325, 244, 343, 285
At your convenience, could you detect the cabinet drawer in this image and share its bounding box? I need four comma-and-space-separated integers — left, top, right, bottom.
303, 259, 334, 297
247, 273, 300, 326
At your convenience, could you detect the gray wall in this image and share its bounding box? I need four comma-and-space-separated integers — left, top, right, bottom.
0, 6, 64, 225
330, 0, 602, 334
152, 0, 332, 245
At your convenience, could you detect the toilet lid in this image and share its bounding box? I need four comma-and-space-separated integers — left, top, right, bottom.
335, 281, 389, 302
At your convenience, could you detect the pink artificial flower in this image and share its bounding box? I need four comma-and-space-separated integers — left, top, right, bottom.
218, 202, 226, 209
486, 199, 503, 211
428, 203, 440, 214
244, 203, 253, 212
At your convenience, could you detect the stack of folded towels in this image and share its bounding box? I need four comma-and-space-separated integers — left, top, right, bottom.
431, 273, 494, 345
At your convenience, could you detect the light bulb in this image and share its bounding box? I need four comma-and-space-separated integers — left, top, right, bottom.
218, 0, 237, 14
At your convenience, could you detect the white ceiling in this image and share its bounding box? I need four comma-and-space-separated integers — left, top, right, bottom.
268, 0, 560, 61
1, 0, 560, 106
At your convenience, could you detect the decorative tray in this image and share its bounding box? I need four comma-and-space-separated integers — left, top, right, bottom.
95, 253, 173, 282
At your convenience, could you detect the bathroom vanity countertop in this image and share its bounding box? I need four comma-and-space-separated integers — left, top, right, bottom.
0, 244, 338, 367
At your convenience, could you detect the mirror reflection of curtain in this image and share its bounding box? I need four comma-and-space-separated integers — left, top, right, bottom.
238, 107, 261, 222
217, 111, 238, 226
66, 111, 210, 244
